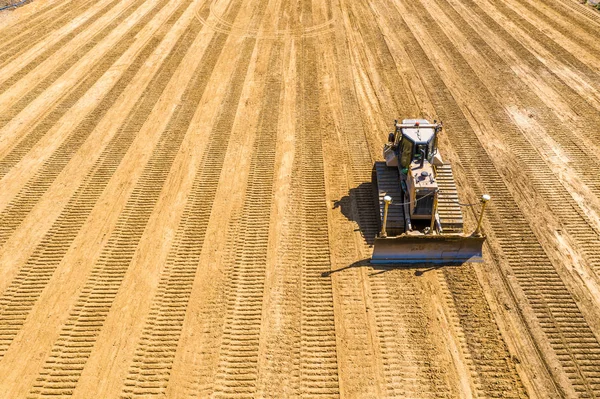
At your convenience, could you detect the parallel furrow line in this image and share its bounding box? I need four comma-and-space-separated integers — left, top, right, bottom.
366, 0, 529, 395
120, 34, 254, 399
0, 5, 194, 363
391, 6, 600, 394
0, 0, 96, 67
0, 0, 121, 103
0, 0, 174, 246
212, 41, 282, 399
475, 0, 600, 144
298, 33, 339, 397
432, 0, 600, 276
440, 267, 528, 398
369, 271, 454, 397
27, 22, 202, 398
510, 0, 600, 59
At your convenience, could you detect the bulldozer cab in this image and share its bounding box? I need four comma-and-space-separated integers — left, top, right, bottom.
395, 119, 440, 169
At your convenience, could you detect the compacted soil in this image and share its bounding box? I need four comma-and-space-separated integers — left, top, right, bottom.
0, 0, 600, 397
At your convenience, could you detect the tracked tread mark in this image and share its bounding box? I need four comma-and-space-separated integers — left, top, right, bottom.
389, 4, 600, 394
369, 270, 453, 397
441, 267, 528, 398
341, 0, 413, 121
467, 0, 600, 144
0, 0, 75, 56
26, 22, 202, 398
0, 0, 97, 67
120, 35, 256, 399
555, 0, 600, 27
211, 41, 283, 398
418, 0, 600, 276
0, 0, 63, 35
0, 0, 122, 105
0, 0, 162, 153
0, 1, 195, 360
0, 0, 176, 247
297, 35, 339, 397
509, 0, 600, 60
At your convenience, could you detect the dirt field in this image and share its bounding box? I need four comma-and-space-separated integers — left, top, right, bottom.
0, 0, 600, 397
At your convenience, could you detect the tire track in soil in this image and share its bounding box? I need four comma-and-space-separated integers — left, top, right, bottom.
428, 0, 600, 284
0, 0, 121, 101
0, 0, 156, 151
296, 33, 339, 397
0, 4, 196, 364
0, 0, 174, 248
26, 21, 204, 398
119, 35, 257, 399
0, 0, 96, 68
210, 40, 282, 399
386, 2, 600, 394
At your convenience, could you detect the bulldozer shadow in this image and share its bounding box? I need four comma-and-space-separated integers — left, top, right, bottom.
321, 258, 459, 278
332, 182, 380, 246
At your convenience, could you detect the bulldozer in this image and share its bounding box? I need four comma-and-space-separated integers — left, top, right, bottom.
371, 119, 487, 264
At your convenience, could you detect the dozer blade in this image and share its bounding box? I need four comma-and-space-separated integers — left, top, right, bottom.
371, 234, 485, 264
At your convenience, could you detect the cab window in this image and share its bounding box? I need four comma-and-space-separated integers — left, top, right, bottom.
400, 138, 413, 168
428, 136, 437, 159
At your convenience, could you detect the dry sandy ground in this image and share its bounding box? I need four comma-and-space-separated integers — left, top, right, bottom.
0, 0, 600, 397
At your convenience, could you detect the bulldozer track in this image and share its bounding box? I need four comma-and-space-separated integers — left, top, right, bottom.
440, 267, 528, 398
319, 15, 388, 394
0, 0, 121, 93
439, 0, 600, 164
368, 271, 454, 398
0, 0, 162, 144
556, 0, 600, 26
435, 165, 463, 234
0, 0, 196, 360
337, 0, 526, 396
194, 0, 334, 39
373, 162, 404, 236
473, 0, 600, 133
509, 0, 600, 57
2, 0, 600, 395
0, 0, 65, 39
